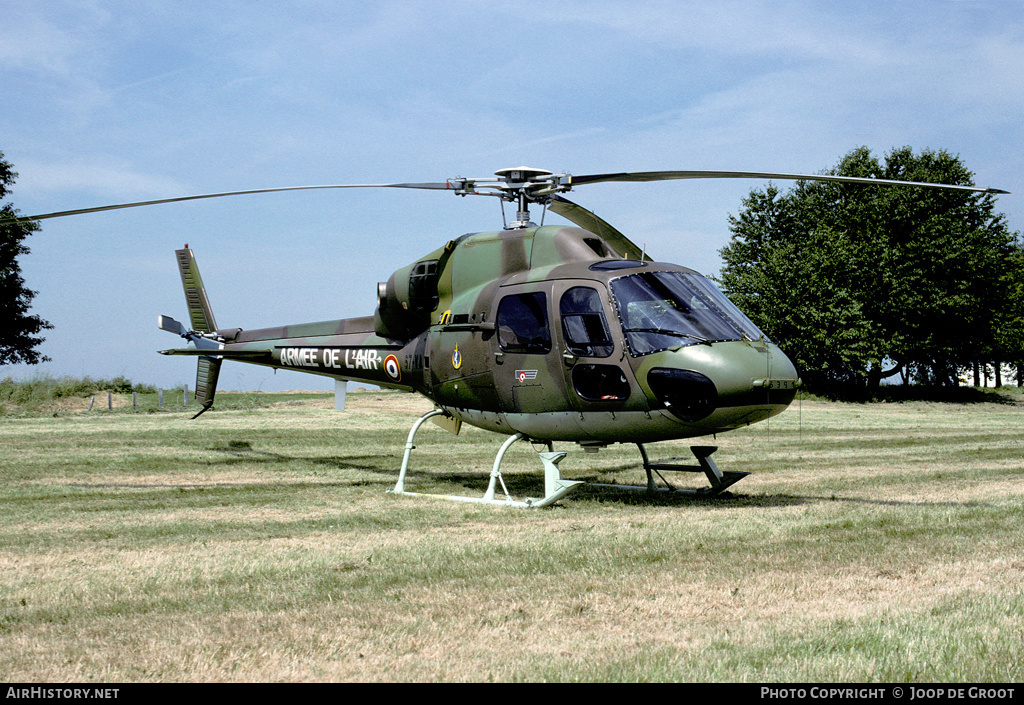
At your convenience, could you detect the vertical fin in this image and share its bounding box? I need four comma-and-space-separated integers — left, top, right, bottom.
175, 247, 221, 417
192, 356, 222, 418
176, 247, 218, 333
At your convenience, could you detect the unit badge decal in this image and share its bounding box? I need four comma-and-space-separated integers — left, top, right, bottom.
451, 345, 462, 370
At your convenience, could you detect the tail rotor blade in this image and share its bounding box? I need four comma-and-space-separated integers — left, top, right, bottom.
158, 315, 188, 337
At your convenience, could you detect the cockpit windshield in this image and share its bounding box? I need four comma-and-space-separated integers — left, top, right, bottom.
610, 271, 767, 355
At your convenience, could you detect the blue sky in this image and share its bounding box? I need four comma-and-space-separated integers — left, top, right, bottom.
2, 0, 1021, 391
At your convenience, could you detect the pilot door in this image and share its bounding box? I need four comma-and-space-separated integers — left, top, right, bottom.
490, 282, 636, 441
552, 282, 635, 415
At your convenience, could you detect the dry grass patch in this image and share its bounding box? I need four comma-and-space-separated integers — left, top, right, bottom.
1, 390, 1022, 681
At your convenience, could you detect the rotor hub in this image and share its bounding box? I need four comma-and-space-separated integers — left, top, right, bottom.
494, 166, 553, 183
491, 167, 567, 229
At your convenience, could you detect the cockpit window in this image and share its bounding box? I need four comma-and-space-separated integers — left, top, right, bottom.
610, 271, 766, 355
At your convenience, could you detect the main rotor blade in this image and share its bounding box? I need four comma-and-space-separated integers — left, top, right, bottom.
568, 170, 1010, 195
548, 195, 644, 261
3, 167, 1006, 226
1, 181, 456, 223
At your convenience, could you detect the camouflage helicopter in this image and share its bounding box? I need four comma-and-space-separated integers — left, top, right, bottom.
13, 167, 1008, 507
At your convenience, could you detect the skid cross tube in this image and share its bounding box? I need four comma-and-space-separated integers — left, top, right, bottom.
392, 408, 447, 494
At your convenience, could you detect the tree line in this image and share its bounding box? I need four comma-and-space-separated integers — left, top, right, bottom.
2, 147, 1021, 398
717, 146, 1022, 395
0, 150, 51, 366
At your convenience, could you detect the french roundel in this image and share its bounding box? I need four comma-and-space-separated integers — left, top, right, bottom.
384, 354, 401, 382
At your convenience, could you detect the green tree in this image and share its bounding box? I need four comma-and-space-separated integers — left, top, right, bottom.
0, 151, 52, 365
718, 146, 1020, 393
992, 243, 1024, 386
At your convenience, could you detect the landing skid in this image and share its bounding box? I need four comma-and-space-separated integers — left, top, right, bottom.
633, 443, 748, 496
589, 444, 747, 496
389, 410, 583, 508
389, 411, 746, 508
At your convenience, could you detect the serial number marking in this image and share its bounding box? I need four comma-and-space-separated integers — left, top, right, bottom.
752, 378, 799, 389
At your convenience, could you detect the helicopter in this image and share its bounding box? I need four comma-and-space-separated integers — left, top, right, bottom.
8, 166, 1009, 507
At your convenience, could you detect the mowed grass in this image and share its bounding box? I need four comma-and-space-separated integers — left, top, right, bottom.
1, 389, 1022, 682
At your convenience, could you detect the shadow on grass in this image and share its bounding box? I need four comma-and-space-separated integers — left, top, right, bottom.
168, 438, 1005, 510
206, 440, 400, 473
571, 487, 999, 510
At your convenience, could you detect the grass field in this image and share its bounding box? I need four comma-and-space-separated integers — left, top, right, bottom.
1, 388, 1022, 682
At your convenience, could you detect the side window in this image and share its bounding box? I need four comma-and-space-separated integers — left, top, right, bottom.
560, 287, 613, 358
496, 292, 551, 353
572, 364, 630, 401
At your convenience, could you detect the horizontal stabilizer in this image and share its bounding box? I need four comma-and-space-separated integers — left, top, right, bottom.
159, 347, 268, 359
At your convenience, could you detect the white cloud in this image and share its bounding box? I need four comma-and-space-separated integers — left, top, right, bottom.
13, 159, 191, 201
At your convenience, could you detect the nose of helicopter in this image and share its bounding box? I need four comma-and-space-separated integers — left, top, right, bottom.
643, 340, 799, 427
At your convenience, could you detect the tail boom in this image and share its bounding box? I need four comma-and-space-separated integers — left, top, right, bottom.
161, 247, 420, 410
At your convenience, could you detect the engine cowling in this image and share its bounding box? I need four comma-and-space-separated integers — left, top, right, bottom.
374, 253, 447, 340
